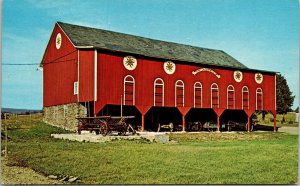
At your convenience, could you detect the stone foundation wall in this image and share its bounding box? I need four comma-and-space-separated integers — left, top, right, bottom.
43, 103, 87, 131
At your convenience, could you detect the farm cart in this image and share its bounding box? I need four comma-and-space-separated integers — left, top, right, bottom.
76, 116, 135, 136
186, 121, 202, 131
225, 120, 257, 132
202, 121, 226, 131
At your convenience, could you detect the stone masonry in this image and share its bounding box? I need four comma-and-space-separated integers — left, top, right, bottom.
43, 103, 87, 131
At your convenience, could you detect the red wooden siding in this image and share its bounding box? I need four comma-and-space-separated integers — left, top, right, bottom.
79, 50, 94, 102
94, 52, 276, 115
43, 24, 78, 107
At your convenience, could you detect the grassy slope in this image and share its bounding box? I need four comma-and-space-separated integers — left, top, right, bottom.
256, 112, 298, 127
1, 116, 298, 184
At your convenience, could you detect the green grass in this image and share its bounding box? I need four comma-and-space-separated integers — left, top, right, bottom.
256, 112, 298, 127
1, 115, 298, 184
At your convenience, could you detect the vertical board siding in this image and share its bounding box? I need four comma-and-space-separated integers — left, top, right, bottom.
79, 50, 94, 102
43, 24, 78, 107
94, 52, 276, 114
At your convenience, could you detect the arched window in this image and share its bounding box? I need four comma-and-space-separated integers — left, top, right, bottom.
227, 85, 235, 109
211, 83, 219, 108
154, 78, 164, 106
194, 82, 202, 108
175, 80, 184, 107
124, 75, 135, 105
242, 86, 249, 110
256, 88, 263, 110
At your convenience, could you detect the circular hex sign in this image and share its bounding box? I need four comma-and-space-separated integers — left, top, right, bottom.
164, 61, 176, 74
55, 33, 62, 49
255, 73, 263, 84
123, 56, 137, 70
234, 70, 243, 82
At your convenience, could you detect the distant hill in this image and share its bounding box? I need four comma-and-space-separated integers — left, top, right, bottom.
1, 108, 42, 114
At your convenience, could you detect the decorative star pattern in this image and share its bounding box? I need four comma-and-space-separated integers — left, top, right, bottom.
166, 62, 173, 71
235, 72, 241, 80
256, 74, 262, 81
56, 37, 61, 45
125, 57, 135, 68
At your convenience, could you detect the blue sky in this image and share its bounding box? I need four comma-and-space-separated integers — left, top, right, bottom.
2, 0, 299, 110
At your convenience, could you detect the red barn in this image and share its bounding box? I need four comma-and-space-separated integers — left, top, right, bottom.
41, 22, 277, 132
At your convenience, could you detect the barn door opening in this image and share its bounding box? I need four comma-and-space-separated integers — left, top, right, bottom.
220, 110, 248, 131
185, 108, 217, 131
145, 107, 182, 132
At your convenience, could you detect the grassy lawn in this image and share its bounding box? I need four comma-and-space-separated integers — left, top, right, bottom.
1, 115, 298, 184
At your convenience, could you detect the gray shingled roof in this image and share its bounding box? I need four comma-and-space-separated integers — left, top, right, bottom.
58, 22, 248, 69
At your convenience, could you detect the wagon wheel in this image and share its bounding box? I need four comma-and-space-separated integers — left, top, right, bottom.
77, 125, 82, 135
198, 122, 203, 131
118, 129, 127, 136
169, 122, 174, 132
127, 124, 136, 135
157, 123, 161, 132
100, 123, 109, 136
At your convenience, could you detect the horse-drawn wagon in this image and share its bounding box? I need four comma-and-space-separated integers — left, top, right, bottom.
76, 116, 135, 136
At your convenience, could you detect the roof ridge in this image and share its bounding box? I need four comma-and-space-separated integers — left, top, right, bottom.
57, 21, 223, 53
56, 21, 249, 69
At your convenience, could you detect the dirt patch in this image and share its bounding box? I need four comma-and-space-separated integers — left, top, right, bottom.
278, 127, 298, 135
1, 157, 63, 184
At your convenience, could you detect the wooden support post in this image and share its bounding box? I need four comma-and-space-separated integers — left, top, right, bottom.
182, 115, 185, 132
247, 115, 251, 132
94, 102, 96, 117
217, 115, 220, 131
141, 114, 145, 132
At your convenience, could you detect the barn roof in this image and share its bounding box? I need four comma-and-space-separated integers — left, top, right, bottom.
57, 22, 248, 70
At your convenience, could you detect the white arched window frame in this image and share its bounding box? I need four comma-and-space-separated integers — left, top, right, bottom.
154, 78, 164, 106
194, 82, 202, 108
211, 83, 219, 108
256, 88, 263, 110
123, 75, 135, 105
242, 86, 249, 110
175, 80, 184, 107
227, 85, 235, 109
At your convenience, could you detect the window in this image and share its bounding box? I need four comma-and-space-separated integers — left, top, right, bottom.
242, 86, 249, 110
175, 80, 184, 107
256, 88, 263, 110
211, 83, 219, 108
227, 85, 235, 109
154, 78, 164, 106
194, 82, 202, 108
74, 81, 78, 95
124, 75, 135, 105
